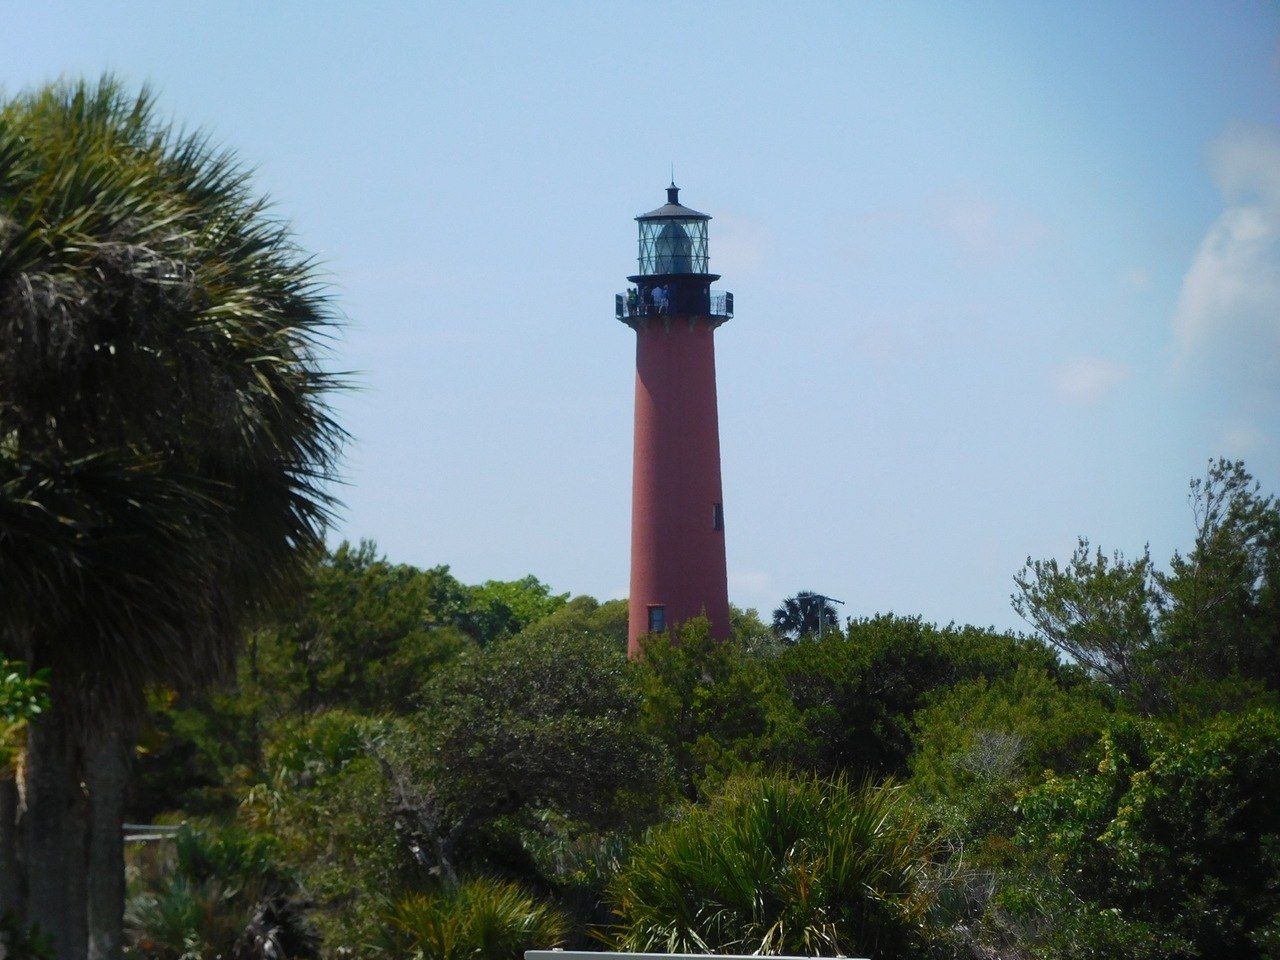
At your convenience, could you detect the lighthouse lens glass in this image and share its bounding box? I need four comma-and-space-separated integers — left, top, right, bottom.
637, 219, 708, 275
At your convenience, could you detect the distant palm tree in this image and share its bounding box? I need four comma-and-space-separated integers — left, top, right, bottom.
0, 78, 343, 960
772, 591, 841, 641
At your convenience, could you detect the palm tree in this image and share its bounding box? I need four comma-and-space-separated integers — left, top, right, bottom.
772, 590, 841, 642
379, 878, 568, 960
0, 78, 344, 959
607, 773, 939, 958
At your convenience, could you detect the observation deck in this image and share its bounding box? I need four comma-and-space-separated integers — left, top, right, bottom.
615, 287, 733, 325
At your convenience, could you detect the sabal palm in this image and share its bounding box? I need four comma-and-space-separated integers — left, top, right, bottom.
0, 77, 343, 958
772, 591, 839, 641
381, 878, 568, 960
607, 773, 937, 959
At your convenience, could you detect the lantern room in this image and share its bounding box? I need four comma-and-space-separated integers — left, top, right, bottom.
636, 186, 710, 274
616, 184, 733, 327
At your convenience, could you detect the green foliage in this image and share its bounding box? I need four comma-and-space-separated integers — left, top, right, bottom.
636, 618, 805, 797
1014, 459, 1280, 716
1013, 539, 1160, 705
239, 710, 412, 949
510, 821, 633, 939
130, 687, 262, 820
458, 576, 570, 646
248, 541, 475, 718
1015, 709, 1280, 958
241, 544, 574, 725
127, 877, 242, 960
776, 614, 1067, 779
516, 596, 628, 650
0, 74, 344, 701
378, 877, 568, 960
0, 912, 53, 960
0, 662, 48, 724
97, 459, 1280, 957
730, 605, 780, 657
606, 772, 941, 959
408, 629, 670, 839
0, 662, 48, 769
125, 823, 302, 960
0, 73, 343, 955
1157, 459, 1280, 700
340, 629, 670, 898
910, 665, 1109, 844
171, 825, 291, 896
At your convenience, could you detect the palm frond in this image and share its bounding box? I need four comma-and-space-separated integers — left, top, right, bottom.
0, 75, 346, 721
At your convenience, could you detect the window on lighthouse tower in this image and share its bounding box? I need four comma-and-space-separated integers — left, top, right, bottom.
647, 605, 666, 633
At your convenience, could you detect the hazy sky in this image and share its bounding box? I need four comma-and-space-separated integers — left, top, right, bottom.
9, 1, 1280, 632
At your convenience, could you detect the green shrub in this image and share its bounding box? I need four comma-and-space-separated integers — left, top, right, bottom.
125, 822, 307, 960
1014, 709, 1280, 958
0, 912, 53, 960
126, 876, 243, 960
606, 772, 942, 958
378, 877, 568, 960
775, 615, 1070, 781
239, 712, 409, 950
910, 665, 1108, 847
637, 619, 804, 798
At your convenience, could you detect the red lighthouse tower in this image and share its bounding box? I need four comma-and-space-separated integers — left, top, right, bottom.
616, 185, 734, 656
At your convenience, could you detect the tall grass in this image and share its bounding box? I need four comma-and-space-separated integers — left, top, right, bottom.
606, 773, 939, 958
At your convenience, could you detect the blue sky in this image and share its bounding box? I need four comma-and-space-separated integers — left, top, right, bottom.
9, 2, 1279, 632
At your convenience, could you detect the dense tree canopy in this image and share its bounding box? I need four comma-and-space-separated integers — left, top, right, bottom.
636, 619, 802, 798
248, 541, 474, 717
775, 614, 1070, 779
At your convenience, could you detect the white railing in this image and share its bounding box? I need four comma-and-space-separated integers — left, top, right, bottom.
123, 822, 182, 843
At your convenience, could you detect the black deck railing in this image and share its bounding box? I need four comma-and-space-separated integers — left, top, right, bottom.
616, 289, 733, 321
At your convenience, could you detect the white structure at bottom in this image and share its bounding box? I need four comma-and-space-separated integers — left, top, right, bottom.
529, 952, 869, 960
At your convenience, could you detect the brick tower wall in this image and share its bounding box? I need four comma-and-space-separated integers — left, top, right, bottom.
628, 317, 731, 654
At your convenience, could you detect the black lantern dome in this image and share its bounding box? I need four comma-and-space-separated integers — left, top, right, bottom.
616, 184, 733, 327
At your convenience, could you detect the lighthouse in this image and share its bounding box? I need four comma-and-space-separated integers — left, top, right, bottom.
616, 185, 734, 656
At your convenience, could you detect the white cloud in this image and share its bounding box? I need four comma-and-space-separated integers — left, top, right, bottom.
1052, 356, 1128, 405
1172, 125, 1280, 412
